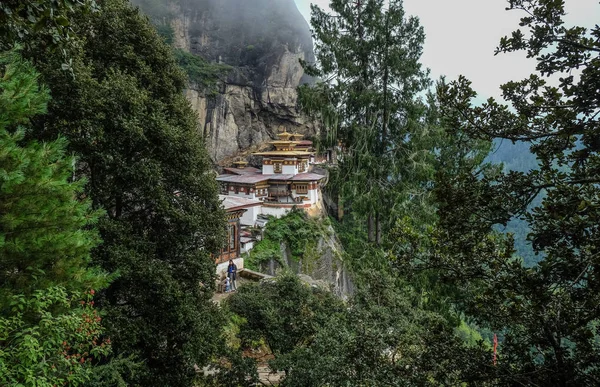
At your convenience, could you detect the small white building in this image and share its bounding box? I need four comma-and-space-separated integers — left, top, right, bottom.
218, 195, 263, 227
214, 131, 326, 272
216, 131, 325, 217
215, 195, 262, 276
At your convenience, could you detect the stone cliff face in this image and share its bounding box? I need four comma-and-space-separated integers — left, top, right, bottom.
257, 224, 354, 298
170, 0, 317, 162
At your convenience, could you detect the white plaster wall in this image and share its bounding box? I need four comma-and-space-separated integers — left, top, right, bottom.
240, 205, 261, 226
216, 257, 244, 277
290, 185, 318, 203
282, 164, 298, 175
263, 165, 274, 174
229, 191, 256, 199
261, 206, 291, 218
308, 188, 318, 204
241, 241, 254, 254
291, 189, 307, 201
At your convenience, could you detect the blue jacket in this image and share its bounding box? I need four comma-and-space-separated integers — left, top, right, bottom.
228, 264, 237, 275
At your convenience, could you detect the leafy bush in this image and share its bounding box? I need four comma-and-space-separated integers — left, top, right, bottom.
155, 24, 175, 45
173, 49, 230, 93
0, 287, 110, 387
225, 273, 345, 356
245, 210, 332, 270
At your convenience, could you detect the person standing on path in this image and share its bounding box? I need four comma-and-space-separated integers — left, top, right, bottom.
227, 260, 237, 291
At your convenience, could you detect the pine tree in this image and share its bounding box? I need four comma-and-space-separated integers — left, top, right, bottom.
0, 49, 109, 387
22, 0, 226, 384
300, 0, 433, 244
0, 49, 105, 307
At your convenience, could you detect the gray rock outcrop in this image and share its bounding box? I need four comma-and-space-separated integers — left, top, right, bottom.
258, 224, 354, 298
170, 0, 318, 162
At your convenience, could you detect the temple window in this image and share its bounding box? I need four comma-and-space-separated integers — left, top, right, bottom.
274, 162, 282, 173
296, 184, 308, 194
229, 224, 236, 251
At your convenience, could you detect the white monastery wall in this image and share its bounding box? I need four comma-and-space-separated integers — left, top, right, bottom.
241, 241, 254, 254
240, 205, 261, 226
261, 206, 291, 218
229, 190, 257, 200
308, 188, 318, 204
282, 164, 298, 175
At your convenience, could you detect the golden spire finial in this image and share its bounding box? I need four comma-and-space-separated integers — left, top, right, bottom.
277, 126, 292, 141
232, 157, 248, 168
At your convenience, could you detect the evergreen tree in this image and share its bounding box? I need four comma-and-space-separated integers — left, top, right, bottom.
0, 49, 105, 308
428, 1, 600, 384
226, 273, 346, 360
300, 0, 433, 244
21, 0, 226, 384
247, 267, 489, 386
0, 49, 109, 386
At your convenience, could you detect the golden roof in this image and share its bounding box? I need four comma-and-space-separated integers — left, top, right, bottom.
253, 150, 314, 157
277, 130, 293, 141
269, 140, 296, 146
253, 129, 312, 157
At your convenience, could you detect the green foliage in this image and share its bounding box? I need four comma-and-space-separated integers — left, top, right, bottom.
86, 354, 143, 387
455, 321, 485, 348
0, 287, 110, 387
245, 237, 281, 270
226, 273, 345, 357
21, 0, 227, 384
301, 0, 435, 243
430, 1, 600, 384
0, 0, 96, 50
131, 0, 231, 94
271, 269, 489, 386
245, 210, 331, 270
0, 50, 48, 126
0, 49, 107, 305
173, 48, 230, 93
230, 226, 492, 386
199, 345, 259, 387
0, 49, 110, 385
155, 24, 175, 45
487, 140, 543, 266
130, 0, 175, 21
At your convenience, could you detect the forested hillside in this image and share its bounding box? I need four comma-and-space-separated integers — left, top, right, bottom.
488, 140, 542, 265
1, 0, 599, 386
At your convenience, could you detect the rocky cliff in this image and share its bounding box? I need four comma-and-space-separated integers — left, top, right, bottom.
167, 0, 318, 162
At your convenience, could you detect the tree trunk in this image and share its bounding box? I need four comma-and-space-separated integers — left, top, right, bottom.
376, 211, 382, 245
368, 213, 375, 242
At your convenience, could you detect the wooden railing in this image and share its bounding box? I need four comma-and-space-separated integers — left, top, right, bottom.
268, 190, 291, 197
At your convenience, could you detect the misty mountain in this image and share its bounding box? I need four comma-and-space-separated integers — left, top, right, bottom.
131, 0, 318, 162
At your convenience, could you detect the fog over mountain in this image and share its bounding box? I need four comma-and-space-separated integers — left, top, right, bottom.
131, 0, 318, 162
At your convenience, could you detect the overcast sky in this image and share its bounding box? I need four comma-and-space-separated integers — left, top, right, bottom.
294, 0, 599, 100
